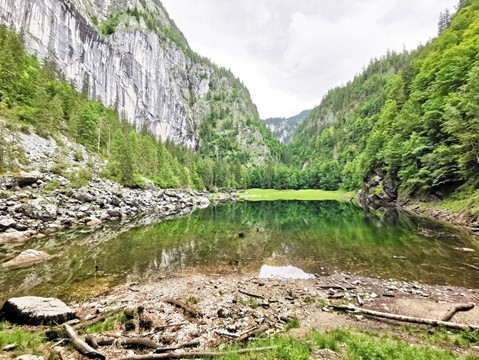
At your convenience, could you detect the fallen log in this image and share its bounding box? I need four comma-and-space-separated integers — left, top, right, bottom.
86, 336, 161, 349
155, 339, 200, 353
441, 303, 475, 322
332, 305, 479, 331
64, 324, 105, 359
318, 285, 356, 290
85, 335, 99, 349
238, 289, 265, 300
237, 324, 269, 342
118, 346, 276, 360
163, 298, 202, 318
122, 338, 161, 349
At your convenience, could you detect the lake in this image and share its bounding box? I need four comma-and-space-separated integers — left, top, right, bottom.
1, 200, 479, 303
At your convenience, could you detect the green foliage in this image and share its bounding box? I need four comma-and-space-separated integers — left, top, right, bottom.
85, 311, 127, 334
69, 168, 92, 188
43, 180, 60, 192
288, 2, 479, 198
213, 328, 468, 360
99, 12, 124, 35
0, 25, 258, 190
0, 322, 45, 356
285, 317, 300, 330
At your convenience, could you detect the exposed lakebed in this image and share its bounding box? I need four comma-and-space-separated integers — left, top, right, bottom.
1, 200, 479, 303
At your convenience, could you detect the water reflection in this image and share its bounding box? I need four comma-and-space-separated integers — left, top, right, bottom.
259, 265, 314, 280
1, 200, 479, 302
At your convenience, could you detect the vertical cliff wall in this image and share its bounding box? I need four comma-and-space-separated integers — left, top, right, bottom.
0, 0, 270, 157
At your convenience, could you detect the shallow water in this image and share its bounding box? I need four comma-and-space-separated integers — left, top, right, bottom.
1, 200, 479, 303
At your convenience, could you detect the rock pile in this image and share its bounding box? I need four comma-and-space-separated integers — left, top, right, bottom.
0, 174, 213, 243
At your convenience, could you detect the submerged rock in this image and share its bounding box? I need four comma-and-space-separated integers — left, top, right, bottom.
1, 296, 76, 325
2, 249, 50, 269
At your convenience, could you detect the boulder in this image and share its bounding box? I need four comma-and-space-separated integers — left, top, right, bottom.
14, 171, 43, 187
2, 249, 50, 268
75, 190, 94, 203
195, 196, 210, 209
0, 217, 16, 230
1, 296, 76, 325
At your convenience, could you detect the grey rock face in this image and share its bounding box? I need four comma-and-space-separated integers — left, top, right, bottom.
0, 0, 208, 148
1, 296, 76, 325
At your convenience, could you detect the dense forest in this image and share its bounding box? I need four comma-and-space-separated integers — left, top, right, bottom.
2, 0, 479, 199
270, 0, 479, 199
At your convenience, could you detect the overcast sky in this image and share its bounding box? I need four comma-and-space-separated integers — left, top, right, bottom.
162, 0, 456, 119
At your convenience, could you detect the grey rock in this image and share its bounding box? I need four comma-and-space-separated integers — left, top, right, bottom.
3, 344, 17, 351
14, 171, 43, 187
226, 324, 237, 333
75, 190, 94, 203
0, 217, 16, 230
15, 356, 44, 360
217, 308, 232, 318
2, 296, 76, 325
107, 209, 122, 218
195, 196, 210, 209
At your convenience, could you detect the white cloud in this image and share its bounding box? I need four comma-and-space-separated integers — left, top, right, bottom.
162, 0, 456, 118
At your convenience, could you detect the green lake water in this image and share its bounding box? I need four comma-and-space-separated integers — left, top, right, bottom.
1, 200, 479, 303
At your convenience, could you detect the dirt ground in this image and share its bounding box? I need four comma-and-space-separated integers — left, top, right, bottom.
67, 270, 479, 359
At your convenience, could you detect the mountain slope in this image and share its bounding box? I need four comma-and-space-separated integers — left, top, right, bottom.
0, 0, 277, 163
263, 110, 311, 144
289, 0, 479, 198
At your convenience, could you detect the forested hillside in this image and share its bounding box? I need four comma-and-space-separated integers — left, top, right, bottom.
287, 0, 479, 198
0, 0, 285, 191
0, 25, 273, 190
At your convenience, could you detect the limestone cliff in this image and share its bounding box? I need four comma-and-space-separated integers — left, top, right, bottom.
0, 0, 272, 159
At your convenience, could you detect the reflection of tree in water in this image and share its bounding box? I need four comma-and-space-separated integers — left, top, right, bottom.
2, 201, 479, 301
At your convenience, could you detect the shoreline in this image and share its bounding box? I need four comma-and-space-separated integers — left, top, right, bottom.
61, 270, 479, 358
0, 172, 238, 246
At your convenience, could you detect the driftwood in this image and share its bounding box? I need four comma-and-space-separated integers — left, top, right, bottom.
64, 324, 105, 359
237, 324, 269, 342
441, 303, 475, 322
118, 346, 276, 360
155, 339, 200, 353
86, 336, 159, 349
318, 285, 356, 290
84, 335, 199, 352
163, 298, 202, 318
85, 335, 100, 349
356, 293, 364, 306
238, 289, 265, 300
332, 305, 479, 331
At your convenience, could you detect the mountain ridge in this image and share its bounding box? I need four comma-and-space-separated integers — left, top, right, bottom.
263, 109, 311, 144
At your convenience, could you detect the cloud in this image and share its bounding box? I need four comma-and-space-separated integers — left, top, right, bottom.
162, 0, 456, 118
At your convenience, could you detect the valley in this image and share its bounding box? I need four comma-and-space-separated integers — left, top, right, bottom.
1, 0, 479, 359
